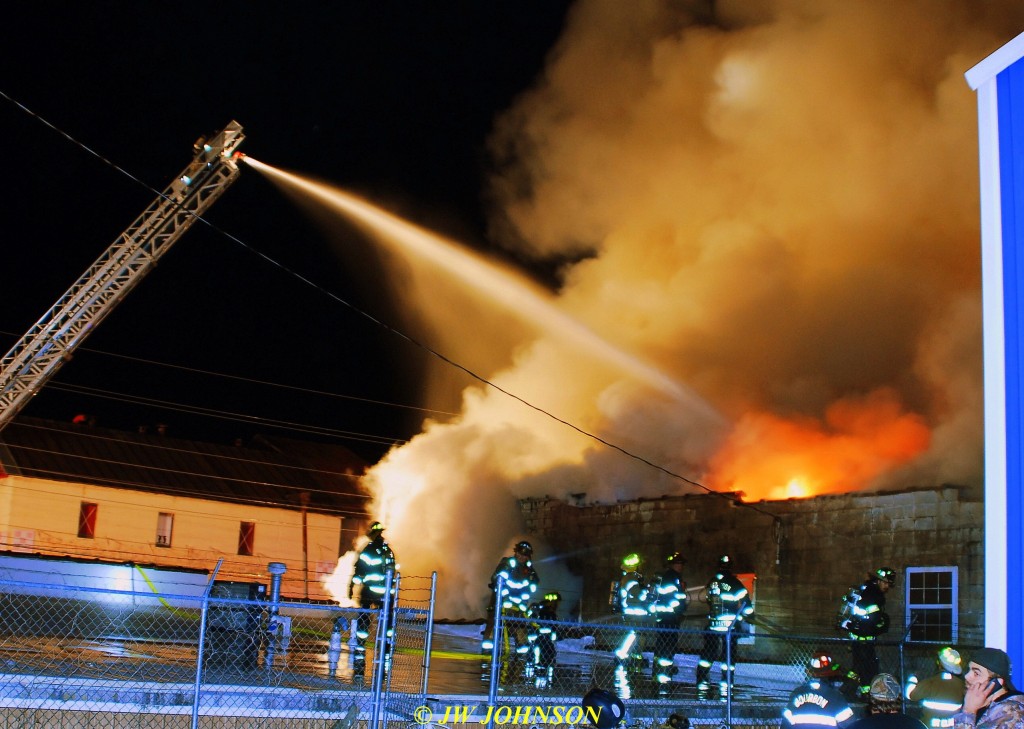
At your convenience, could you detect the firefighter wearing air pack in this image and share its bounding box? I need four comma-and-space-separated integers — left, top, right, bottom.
348, 521, 397, 659
837, 566, 896, 697
696, 555, 753, 693
526, 591, 561, 687
481, 540, 539, 655
650, 551, 689, 687
614, 552, 650, 672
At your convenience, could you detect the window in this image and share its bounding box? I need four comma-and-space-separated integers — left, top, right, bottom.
238, 521, 255, 556
156, 513, 174, 548
78, 502, 97, 539
906, 566, 958, 642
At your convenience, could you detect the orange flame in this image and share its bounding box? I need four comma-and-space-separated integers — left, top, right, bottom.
706, 388, 931, 501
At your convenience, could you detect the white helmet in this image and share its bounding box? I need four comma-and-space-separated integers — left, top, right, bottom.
938, 647, 963, 675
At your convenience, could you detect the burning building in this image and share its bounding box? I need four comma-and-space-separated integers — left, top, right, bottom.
258, 1, 1024, 619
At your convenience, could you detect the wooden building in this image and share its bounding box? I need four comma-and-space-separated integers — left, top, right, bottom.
0, 417, 369, 601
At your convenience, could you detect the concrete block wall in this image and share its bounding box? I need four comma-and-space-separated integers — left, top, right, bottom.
520, 485, 984, 643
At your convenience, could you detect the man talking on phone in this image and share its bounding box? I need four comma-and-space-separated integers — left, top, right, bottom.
953, 648, 1024, 729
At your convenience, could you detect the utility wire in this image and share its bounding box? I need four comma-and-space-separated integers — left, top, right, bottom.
46, 381, 405, 447
13, 420, 367, 486
0, 89, 780, 523
8, 429, 371, 503
5, 463, 368, 520
0, 329, 460, 420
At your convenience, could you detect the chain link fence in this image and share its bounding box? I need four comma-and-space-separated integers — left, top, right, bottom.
0, 566, 435, 729
492, 612, 980, 727
0, 569, 979, 729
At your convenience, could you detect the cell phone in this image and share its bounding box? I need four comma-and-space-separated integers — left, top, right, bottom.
988, 677, 1004, 692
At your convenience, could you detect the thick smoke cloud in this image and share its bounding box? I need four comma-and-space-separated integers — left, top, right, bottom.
354, 0, 1023, 616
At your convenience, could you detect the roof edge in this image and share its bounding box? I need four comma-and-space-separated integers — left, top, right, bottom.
967, 30, 1024, 90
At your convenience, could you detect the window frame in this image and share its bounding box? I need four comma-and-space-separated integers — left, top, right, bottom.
156, 512, 174, 548
905, 566, 958, 643
77, 502, 98, 539
237, 521, 255, 556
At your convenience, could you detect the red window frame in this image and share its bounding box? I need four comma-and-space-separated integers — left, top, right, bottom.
78, 502, 97, 539
238, 521, 255, 556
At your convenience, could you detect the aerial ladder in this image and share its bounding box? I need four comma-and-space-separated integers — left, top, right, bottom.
0, 121, 246, 433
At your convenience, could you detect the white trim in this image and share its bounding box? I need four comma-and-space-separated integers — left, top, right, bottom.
974, 78, 1009, 649
905, 566, 959, 642
966, 31, 1024, 90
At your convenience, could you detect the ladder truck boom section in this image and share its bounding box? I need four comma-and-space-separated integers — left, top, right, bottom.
0, 121, 245, 433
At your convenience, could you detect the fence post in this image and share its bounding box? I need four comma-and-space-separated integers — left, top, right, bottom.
191, 559, 223, 729
264, 562, 287, 671
369, 568, 396, 729
384, 572, 401, 700
898, 619, 917, 714
421, 571, 438, 697
487, 575, 505, 706
724, 622, 736, 727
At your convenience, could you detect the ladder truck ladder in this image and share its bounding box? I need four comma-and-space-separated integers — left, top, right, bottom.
0, 121, 246, 433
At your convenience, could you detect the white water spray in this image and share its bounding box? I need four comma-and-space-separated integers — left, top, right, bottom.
243, 156, 721, 422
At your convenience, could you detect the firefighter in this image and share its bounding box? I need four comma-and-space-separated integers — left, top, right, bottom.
613, 552, 651, 673
905, 647, 965, 728
349, 521, 397, 659
526, 591, 561, 687
481, 540, 539, 654
782, 654, 857, 729
808, 646, 862, 701
838, 567, 895, 696
849, 673, 927, 729
650, 551, 689, 687
696, 555, 753, 693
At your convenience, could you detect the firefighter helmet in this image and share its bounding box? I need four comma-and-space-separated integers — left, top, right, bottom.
719, 555, 731, 566
874, 567, 896, 585
514, 540, 533, 557
869, 673, 901, 704
938, 646, 963, 675
543, 591, 562, 603
582, 688, 625, 729
368, 521, 384, 533
807, 649, 835, 678
621, 553, 642, 571
667, 715, 688, 729
666, 551, 686, 565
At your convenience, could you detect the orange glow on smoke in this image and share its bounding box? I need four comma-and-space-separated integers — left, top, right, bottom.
706, 388, 931, 502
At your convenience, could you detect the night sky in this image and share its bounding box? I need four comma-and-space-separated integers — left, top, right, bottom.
1, 2, 572, 462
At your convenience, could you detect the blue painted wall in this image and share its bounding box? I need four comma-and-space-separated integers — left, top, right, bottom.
998, 61, 1024, 667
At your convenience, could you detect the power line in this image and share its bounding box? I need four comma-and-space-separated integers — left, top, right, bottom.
0, 90, 778, 523
0, 330, 460, 421
14, 420, 365, 486
47, 381, 405, 447
3, 468, 367, 520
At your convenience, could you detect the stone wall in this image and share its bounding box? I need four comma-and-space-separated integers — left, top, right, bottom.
519, 485, 984, 643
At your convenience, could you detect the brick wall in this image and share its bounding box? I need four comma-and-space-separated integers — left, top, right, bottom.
520, 485, 984, 643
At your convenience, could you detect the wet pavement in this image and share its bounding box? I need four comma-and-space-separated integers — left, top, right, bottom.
0, 621, 800, 724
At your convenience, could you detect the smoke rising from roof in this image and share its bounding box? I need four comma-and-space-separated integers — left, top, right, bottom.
353, 0, 1022, 616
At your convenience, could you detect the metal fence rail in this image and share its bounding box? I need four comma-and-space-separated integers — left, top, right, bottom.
492, 613, 980, 727
0, 569, 434, 729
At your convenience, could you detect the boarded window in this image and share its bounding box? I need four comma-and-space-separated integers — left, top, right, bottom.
156, 513, 174, 548
906, 566, 958, 643
78, 502, 97, 539
238, 521, 255, 556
